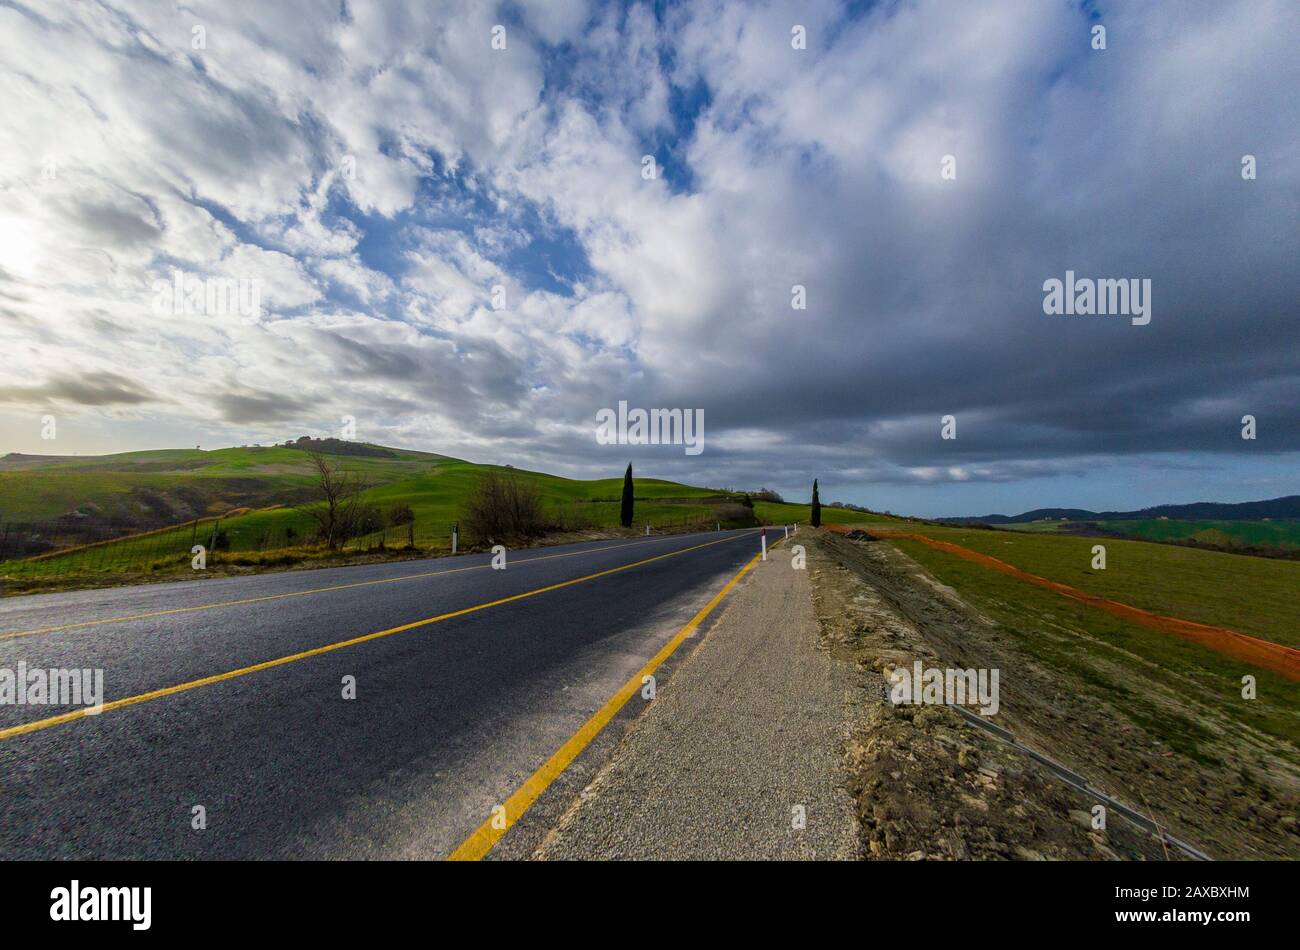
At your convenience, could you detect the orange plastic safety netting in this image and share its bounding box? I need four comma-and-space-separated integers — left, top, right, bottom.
826, 524, 1300, 682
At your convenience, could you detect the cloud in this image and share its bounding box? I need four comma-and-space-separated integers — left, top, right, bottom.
0, 371, 154, 407
214, 389, 312, 424
0, 0, 1295, 513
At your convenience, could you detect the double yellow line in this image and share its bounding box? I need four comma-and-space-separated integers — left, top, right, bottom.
449, 533, 787, 860
0, 531, 756, 743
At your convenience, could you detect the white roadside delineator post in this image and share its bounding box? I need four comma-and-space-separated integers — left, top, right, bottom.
452, 522, 458, 555
784, 525, 789, 539
761, 527, 767, 561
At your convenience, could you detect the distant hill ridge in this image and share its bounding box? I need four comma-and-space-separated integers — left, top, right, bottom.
278, 436, 398, 459
943, 495, 1300, 525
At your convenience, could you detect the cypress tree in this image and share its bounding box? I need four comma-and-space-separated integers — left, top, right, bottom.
810, 479, 821, 528
620, 463, 634, 528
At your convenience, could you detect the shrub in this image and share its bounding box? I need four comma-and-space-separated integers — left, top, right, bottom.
462, 472, 546, 543
351, 504, 383, 539
712, 503, 757, 527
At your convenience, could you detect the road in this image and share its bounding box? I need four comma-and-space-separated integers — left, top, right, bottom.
0, 528, 772, 859
537, 547, 860, 859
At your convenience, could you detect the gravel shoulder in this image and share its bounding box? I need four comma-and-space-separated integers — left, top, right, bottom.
535, 539, 861, 860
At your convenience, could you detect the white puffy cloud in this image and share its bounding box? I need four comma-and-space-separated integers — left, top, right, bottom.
0, 0, 1296, 514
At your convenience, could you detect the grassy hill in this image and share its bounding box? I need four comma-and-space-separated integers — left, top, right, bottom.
945, 494, 1300, 524
0, 441, 816, 587
0, 443, 450, 525
941, 495, 1300, 557
1002, 516, 1300, 556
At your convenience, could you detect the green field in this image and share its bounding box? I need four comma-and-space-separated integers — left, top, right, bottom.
884, 532, 1300, 764
886, 523, 1300, 648
0, 444, 778, 585
1004, 517, 1300, 552
816, 515, 1300, 758
1096, 518, 1300, 550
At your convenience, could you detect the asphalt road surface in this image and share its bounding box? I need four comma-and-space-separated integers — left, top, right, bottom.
0, 528, 772, 859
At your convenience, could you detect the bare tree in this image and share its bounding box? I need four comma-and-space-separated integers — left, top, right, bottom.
462, 471, 545, 543
298, 452, 373, 549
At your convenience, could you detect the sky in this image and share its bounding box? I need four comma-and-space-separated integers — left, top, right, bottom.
0, 0, 1296, 517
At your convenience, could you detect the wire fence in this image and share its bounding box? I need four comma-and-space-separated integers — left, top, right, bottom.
0, 517, 212, 579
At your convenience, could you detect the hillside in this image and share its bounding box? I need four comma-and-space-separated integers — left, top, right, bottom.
0, 440, 893, 589
0, 443, 451, 526
0, 441, 739, 532
944, 495, 1300, 525
0, 441, 891, 534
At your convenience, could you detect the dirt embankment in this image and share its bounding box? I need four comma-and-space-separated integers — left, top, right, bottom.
804, 527, 1299, 860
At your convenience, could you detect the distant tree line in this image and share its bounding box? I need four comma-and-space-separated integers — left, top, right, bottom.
281, 436, 397, 459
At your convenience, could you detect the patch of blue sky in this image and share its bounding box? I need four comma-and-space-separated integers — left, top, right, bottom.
327, 143, 591, 300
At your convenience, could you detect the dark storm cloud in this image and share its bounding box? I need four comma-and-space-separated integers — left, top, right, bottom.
66, 200, 163, 247
310, 328, 530, 423
0, 371, 154, 407
215, 389, 312, 424
608, 0, 1300, 484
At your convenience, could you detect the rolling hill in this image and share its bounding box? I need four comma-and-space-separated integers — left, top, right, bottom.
939, 495, 1300, 555
942, 495, 1300, 525
0, 440, 451, 525
0, 440, 887, 586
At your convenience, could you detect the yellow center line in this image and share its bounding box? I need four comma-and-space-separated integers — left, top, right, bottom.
0, 530, 760, 743
0, 531, 728, 641
447, 534, 788, 861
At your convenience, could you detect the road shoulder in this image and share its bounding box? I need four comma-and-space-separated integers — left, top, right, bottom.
535, 536, 861, 860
